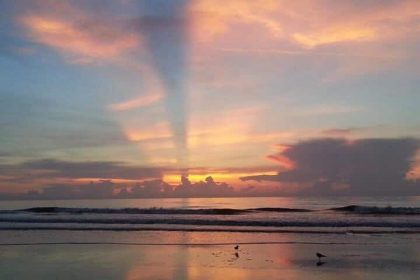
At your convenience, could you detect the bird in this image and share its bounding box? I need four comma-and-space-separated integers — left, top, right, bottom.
316, 252, 326, 261
234, 245, 239, 250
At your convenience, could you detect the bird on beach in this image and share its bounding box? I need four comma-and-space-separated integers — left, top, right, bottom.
234, 245, 239, 250
316, 252, 326, 261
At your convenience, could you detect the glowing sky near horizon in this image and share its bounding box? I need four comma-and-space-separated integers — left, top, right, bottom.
0, 0, 419, 195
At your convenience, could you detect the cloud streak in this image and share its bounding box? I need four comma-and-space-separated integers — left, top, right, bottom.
1, 159, 162, 182
110, 92, 163, 112
19, 2, 139, 63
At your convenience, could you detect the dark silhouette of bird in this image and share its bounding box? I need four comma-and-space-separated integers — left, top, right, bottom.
316, 252, 326, 261
234, 245, 239, 250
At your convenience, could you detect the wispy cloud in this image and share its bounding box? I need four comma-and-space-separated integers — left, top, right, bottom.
190, 0, 282, 41
293, 27, 376, 48
214, 47, 392, 59
19, 4, 139, 63
110, 92, 163, 112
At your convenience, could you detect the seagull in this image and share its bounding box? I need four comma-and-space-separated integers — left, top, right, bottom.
234, 245, 240, 250
316, 252, 326, 261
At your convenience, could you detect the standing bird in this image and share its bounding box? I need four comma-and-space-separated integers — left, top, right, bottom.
316, 252, 326, 261
234, 245, 240, 250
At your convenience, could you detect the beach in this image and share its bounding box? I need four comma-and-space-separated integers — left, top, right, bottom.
1, 197, 419, 279
1, 230, 419, 280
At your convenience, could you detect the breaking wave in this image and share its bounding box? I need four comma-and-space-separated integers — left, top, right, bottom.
330, 205, 420, 215
0, 207, 312, 215
1, 205, 420, 232
1, 217, 420, 228
2, 205, 419, 215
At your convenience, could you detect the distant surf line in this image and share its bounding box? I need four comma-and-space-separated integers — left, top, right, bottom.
0, 226, 419, 234
0, 241, 382, 247
2, 205, 419, 215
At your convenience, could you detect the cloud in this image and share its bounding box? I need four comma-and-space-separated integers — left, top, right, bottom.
190, 0, 420, 46
172, 176, 234, 197
0, 159, 162, 183
322, 128, 358, 137
242, 138, 420, 195
123, 175, 235, 198
0, 158, 260, 199
3, 138, 419, 199
110, 92, 163, 112
19, 180, 117, 200
293, 27, 376, 48
190, 0, 282, 41
214, 47, 390, 58
191, 0, 419, 80
0, 175, 236, 200
19, 2, 139, 63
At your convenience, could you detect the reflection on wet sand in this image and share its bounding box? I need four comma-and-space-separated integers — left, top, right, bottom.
1, 231, 419, 280
124, 232, 300, 280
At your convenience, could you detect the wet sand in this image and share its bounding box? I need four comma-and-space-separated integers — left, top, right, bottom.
0, 230, 419, 280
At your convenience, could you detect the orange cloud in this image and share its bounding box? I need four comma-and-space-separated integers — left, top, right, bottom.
293, 26, 376, 48
291, 0, 420, 48
189, 0, 420, 84
190, 0, 282, 41
19, 4, 139, 63
190, 0, 419, 47
163, 166, 278, 186
266, 154, 295, 170
407, 150, 420, 181
110, 92, 163, 112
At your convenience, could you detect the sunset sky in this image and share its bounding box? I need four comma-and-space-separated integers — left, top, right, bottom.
1, 0, 419, 198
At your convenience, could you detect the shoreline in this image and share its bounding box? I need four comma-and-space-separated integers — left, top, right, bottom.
1, 226, 420, 234
1, 230, 419, 280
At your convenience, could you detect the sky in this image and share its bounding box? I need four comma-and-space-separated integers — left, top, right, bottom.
0, 0, 420, 199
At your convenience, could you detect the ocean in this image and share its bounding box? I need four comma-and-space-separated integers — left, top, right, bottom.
1, 196, 419, 234
1, 196, 420, 279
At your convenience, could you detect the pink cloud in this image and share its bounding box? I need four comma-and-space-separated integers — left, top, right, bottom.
19, 3, 139, 63
110, 93, 163, 112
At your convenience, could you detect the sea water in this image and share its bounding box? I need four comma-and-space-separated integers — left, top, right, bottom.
1, 196, 419, 233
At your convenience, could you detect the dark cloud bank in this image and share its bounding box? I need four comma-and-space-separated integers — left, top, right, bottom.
0, 177, 235, 200
0, 138, 419, 200
0, 158, 236, 200
243, 138, 420, 196
0, 159, 161, 183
